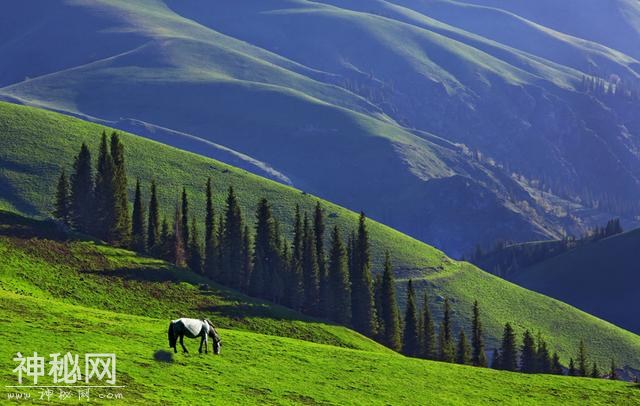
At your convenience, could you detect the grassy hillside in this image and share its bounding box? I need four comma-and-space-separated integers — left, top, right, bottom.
2, 101, 640, 370
2, 291, 639, 404
512, 228, 640, 335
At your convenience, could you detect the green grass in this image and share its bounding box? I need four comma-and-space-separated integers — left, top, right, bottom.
1, 290, 639, 405
2, 101, 640, 371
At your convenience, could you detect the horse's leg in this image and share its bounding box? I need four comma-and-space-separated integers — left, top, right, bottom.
199, 335, 204, 354
180, 335, 189, 353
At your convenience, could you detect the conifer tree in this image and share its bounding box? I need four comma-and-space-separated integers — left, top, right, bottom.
70, 143, 94, 233
131, 178, 146, 252
313, 202, 329, 317
221, 187, 244, 288
402, 280, 420, 357
302, 213, 320, 314
420, 292, 436, 360
188, 217, 203, 274
251, 198, 277, 299
284, 205, 304, 310
536, 333, 552, 374
380, 252, 401, 351
147, 180, 160, 252
520, 330, 537, 373
438, 298, 455, 362
181, 187, 190, 257
577, 340, 588, 377
591, 362, 600, 378
610, 359, 617, 380
327, 226, 351, 325
374, 273, 384, 340
471, 300, 487, 367
158, 217, 171, 261
54, 169, 71, 226
94, 132, 114, 240
350, 212, 376, 336
172, 204, 186, 267
242, 225, 253, 293
491, 348, 501, 370
456, 329, 472, 365
568, 358, 576, 376
499, 323, 518, 371
204, 178, 218, 279
110, 133, 130, 246
551, 352, 563, 375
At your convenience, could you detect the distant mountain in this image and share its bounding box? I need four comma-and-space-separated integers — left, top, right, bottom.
510, 228, 640, 335
2, 0, 640, 256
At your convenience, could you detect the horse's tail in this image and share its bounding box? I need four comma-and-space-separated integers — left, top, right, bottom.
168, 321, 176, 349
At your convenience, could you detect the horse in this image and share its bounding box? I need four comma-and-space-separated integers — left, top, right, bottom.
168, 318, 222, 355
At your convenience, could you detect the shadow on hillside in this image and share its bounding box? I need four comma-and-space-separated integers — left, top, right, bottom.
0, 158, 41, 216
87, 267, 182, 283
198, 301, 315, 323
0, 210, 68, 240
153, 350, 174, 363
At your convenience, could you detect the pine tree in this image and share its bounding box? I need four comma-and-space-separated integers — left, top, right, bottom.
520, 330, 537, 373
499, 323, 518, 371
420, 292, 436, 360
491, 348, 501, 370
314, 202, 329, 317
402, 280, 420, 357
158, 217, 171, 261
551, 352, 563, 375
70, 143, 94, 233
327, 226, 351, 325
221, 187, 244, 289
53, 169, 71, 226
438, 298, 455, 362
302, 213, 320, 314
536, 334, 552, 374
577, 340, 588, 377
373, 273, 384, 340
591, 362, 600, 378
242, 225, 253, 293
350, 212, 376, 336
204, 178, 218, 279
188, 217, 203, 274
251, 198, 277, 299
568, 358, 576, 376
181, 187, 190, 258
131, 178, 146, 252
286, 205, 305, 311
610, 359, 618, 380
456, 329, 472, 365
110, 133, 130, 246
379, 252, 400, 351
147, 180, 160, 252
94, 132, 115, 239
171, 204, 186, 268
471, 300, 487, 367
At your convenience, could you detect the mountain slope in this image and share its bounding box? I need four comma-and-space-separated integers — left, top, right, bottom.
5, 0, 640, 255
511, 229, 640, 335
2, 290, 637, 404
2, 102, 640, 369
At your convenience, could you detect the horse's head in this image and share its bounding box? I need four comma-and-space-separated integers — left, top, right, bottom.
205, 319, 222, 355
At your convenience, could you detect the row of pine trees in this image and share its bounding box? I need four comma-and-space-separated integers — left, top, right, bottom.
54, 133, 621, 380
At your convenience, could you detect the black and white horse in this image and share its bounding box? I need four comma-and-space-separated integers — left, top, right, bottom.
168, 318, 222, 354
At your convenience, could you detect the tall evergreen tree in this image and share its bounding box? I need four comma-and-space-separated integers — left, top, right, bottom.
536, 334, 552, 374
286, 205, 305, 310
302, 213, 320, 314
402, 280, 420, 357
456, 329, 472, 365
251, 198, 277, 299
94, 132, 115, 240
350, 212, 376, 336
131, 178, 146, 252
471, 300, 487, 367
568, 358, 576, 376
591, 362, 600, 378
577, 340, 588, 377
520, 330, 537, 373
171, 204, 186, 267
181, 187, 190, 258
551, 352, 563, 375
147, 180, 160, 252
188, 217, 203, 274
313, 202, 329, 317
374, 273, 384, 340
53, 169, 71, 226
610, 359, 618, 380
499, 323, 518, 371
221, 187, 244, 289
204, 178, 218, 279
420, 292, 436, 360
158, 217, 171, 261
242, 225, 253, 293
379, 252, 401, 351
70, 143, 94, 233
110, 133, 130, 246
327, 226, 351, 325
438, 298, 455, 362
